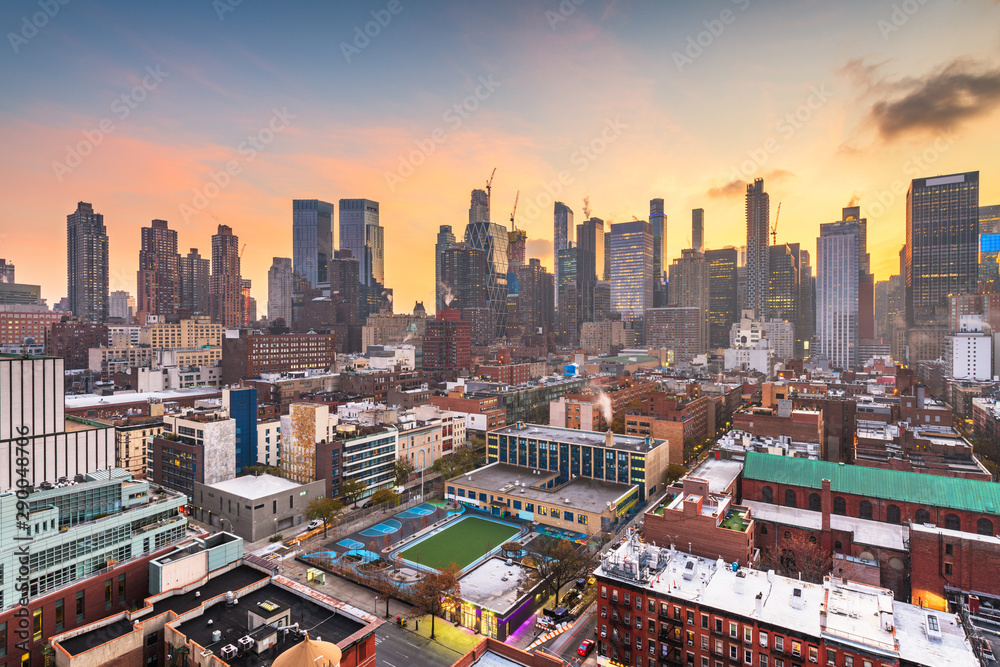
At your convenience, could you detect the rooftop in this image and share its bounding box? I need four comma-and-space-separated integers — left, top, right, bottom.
493, 423, 666, 453
453, 462, 634, 515
743, 500, 908, 551
206, 474, 306, 500
743, 452, 1000, 516
459, 556, 534, 614
65, 387, 221, 409
59, 618, 136, 656
148, 565, 268, 618
685, 457, 743, 494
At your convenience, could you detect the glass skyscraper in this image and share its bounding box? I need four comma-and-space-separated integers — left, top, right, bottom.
464, 220, 509, 339
292, 199, 334, 287
339, 198, 383, 287
553, 202, 574, 310
609, 220, 654, 323
435, 224, 457, 312
816, 219, 860, 370
705, 247, 738, 348
745, 179, 770, 320
650, 199, 668, 307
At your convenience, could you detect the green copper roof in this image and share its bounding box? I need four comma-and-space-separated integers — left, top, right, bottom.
742, 452, 1000, 516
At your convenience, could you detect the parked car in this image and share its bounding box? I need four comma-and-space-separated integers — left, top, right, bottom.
307, 519, 323, 530
577, 639, 595, 657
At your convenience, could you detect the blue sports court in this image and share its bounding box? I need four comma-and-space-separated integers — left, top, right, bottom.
359, 519, 402, 537
396, 503, 436, 519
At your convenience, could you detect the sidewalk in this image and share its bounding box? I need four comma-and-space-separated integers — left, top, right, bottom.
397, 613, 484, 654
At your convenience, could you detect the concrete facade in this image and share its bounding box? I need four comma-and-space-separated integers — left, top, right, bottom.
192, 474, 326, 541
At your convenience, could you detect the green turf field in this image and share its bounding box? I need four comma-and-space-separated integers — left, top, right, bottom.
399, 516, 519, 571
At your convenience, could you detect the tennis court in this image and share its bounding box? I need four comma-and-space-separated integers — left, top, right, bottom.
399, 516, 520, 571
337, 538, 365, 550
359, 519, 402, 537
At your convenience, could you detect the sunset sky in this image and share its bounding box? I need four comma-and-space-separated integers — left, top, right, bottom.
2, 0, 1000, 316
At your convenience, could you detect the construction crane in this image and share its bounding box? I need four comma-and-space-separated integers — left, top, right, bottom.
510, 190, 519, 230
770, 202, 782, 245
486, 167, 496, 210
240, 243, 247, 258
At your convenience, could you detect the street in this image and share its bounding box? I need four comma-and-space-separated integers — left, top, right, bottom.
536, 602, 598, 666
375, 622, 467, 667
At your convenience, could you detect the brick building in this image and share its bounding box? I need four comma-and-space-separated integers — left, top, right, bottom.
45, 318, 107, 370
0, 305, 65, 346
221, 330, 336, 385
422, 308, 471, 382
339, 367, 423, 402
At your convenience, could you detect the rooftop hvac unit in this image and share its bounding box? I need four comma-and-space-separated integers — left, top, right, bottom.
211, 630, 221, 643
238, 636, 255, 652
220, 645, 237, 660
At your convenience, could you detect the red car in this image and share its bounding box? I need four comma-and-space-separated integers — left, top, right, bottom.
577, 639, 595, 657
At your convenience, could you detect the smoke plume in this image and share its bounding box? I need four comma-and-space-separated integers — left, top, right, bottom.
583, 196, 592, 219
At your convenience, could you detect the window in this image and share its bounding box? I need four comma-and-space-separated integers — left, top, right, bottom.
273, 499, 277, 514
715, 619, 723, 633
702, 636, 709, 650
730, 622, 738, 638
886, 504, 901, 524
978, 518, 994, 536
601, 586, 607, 599
945, 563, 953, 575
844, 657, 853, 667
760, 525, 767, 535
118, 573, 126, 603
762, 486, 774, 503
945, 513, 961, 531
687, 610, 694, 625
833, 497, 846, 515
0, 622, 5, 657
759, 631, 768, 648
784, 531, 791, 540
834, 540, 842, 550
808, 493, 821, 511
825, 648, 836, 665
759, 656, 768, 667
105, 579, 113, 608
612, 590, 619, 602
745, 649, 753, 664
784, 489, 797, 508
774, 636, 783, 653
946, 544, 954, 556
147, 632, 159, 647
730, 645, 738, 659
808, 646, 818, 663
55, 599, 64, 632
32, 609, 42, 642
625, 593, 631, 605
701, 613, 709, 629
915, 508, 930, 524
76, 590, 85, 622
744, 627, 753, 644
636, 596, 642, 610
602, 606, 608, 618
862, 661, 873, 667
791, 640, 801, 657
857, 499, 875, 520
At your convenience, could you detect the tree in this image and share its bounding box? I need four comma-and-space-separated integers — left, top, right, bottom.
341, 479, 368, 508
759, 532, 833, 584
431, 443, 483, 479
501, 541, 522, 558
530, 536, 586, 599
394, 458, 415, 486
371, 488, 400, 508
370, 568, 404, 618
409, 564, 461, 639
664, 464, 687, 485
306, 496, 344, 538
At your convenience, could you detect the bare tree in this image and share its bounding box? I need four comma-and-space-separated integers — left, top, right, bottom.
409, 564, 462, 639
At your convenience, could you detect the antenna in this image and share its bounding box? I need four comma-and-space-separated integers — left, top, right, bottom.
510, 190, 519, 230
770, 202, 782, 245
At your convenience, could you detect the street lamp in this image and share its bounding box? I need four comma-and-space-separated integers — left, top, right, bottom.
220, 517, 233, 534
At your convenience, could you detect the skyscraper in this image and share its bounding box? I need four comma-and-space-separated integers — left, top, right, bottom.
136, 219, 180, 321
906, 171, 979, 325
464, 221, 509, 339
267, 257, 293, 323
515, 258, 555, 338
980, 204, 1000, 235
179, 248, 210, 315
745, 178, 770, 320
667, 249, 709, 353
553, 202, 574, 310
0, 258, 14, 283
339, 198, 383, 287
67, 201, 109, 324
650, 199, 668, 307
435, 225, 456, 312
210, 225, 242, 327
241, 278, 255, 325
767, 243, 800, 323
108, 290, 133, 322
576, 217, 605, 323
292, 199, 334, 287
705, 247, 738, 348
557, 245, 579, 345
798, 249, 815, 353
469, 188, 489, 225
508, 229, 526, 266
440, 243, 488, 312
692, 208, 704, 253
816, 218, 860, 370
609, 220, 654, 324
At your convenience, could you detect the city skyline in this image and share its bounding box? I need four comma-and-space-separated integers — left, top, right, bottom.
2, 1, 1000, 314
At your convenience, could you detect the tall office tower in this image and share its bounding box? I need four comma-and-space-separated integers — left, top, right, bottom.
210, 224, 242, 327
667, 249, 709, 353
67, 201, 109, 323
327, 249, 361, 325
557, 246, 579, 345
816, 219, 860, 370
267, 257, 293, 323
469, 188, 489, 225
179, 248, 210, 315
576, 217, 605, 323
906, 171, 979, 325
650, 199, 668, 307
464, 221, 509, 340
691, 209, 704, 253
292, 199, 334, 287
609, 220, 654, 323
798, 249, 815, 354
435, 225, 457, 311
516, 258, 555, 337
705, 247, 738, 348
0, 258, 14, 283
136, 219, 180, 321
339, 198, 383, 287
241, 278, 255, 325
603, 231, 611, 281
981, 204, 1000, 234
108, 290, 133, 322
841, 206, 870, 276
508, 229, 527, 266
745, 178, 770, 320
553, 202, 574, 310
441, 243, 488, 312
768, 243, 800, 327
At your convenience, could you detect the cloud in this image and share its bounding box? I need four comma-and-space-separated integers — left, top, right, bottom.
526, 238, 553, 263
706, 169, 795, 199
865, 60, 1000, 139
